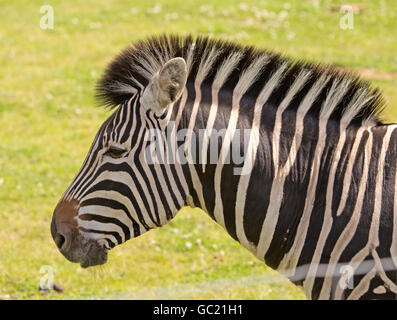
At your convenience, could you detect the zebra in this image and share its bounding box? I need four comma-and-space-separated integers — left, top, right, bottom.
51, 35, 397, 300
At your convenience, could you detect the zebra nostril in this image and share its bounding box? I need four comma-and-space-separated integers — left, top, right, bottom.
51, 199, 80, 259
55, 233, 67, 251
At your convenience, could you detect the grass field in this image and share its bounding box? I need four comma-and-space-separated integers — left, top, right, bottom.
0, 0, 396, 300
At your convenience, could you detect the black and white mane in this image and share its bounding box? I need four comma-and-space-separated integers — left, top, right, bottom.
96, 34, 385, 126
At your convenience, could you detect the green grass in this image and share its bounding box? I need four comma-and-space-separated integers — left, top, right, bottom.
0, 0, 396, 300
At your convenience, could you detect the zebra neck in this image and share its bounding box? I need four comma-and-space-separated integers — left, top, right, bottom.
172, 81, 397, 287
172, 82, 345, 254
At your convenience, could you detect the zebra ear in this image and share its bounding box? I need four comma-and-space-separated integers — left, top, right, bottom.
142, 57, 187, 115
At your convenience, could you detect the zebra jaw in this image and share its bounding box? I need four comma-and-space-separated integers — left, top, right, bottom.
79, 239, 109, 269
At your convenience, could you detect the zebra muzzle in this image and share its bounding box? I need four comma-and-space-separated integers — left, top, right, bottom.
51, 199, 108, 267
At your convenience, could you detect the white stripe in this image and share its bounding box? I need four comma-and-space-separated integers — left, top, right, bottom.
145, 113, 184, 213
77, 218, 125, 243
278, 118, 327, 278
255, 69, 312, 259
321, 126, 392, 299
264, 75, 330, 272
201, 51, 243, 173
346, 267, 377, 300
335, 127, 366, 216
308, 127, 370, 298
234, 64, 288, 252
79, 170, 153, 227
391, 132, 397, 268
79, 230, 118, 247
80, 190, 146, 234
213, 56, 269, 228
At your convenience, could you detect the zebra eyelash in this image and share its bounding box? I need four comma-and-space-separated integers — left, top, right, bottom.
103, 144, 128, 159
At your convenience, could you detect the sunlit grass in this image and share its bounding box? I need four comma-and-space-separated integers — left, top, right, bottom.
0, 0, 396, 300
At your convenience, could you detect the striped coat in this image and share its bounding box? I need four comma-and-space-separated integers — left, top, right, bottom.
51, 35, 397, 299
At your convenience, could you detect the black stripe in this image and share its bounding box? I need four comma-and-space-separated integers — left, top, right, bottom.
81, 179, 151, 230
79, 213, 131, 241
80, 197, 140, 237
79, 226, 122, 245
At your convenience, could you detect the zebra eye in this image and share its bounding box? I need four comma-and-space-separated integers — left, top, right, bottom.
104, 146, 126, 159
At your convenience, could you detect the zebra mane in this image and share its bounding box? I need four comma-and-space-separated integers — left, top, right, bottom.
96, 34, 385, 125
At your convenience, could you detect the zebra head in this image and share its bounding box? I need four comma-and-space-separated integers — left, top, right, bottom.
51, 57, 188, 268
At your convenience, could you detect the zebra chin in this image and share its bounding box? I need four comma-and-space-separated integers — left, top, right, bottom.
51, 199, 109, 268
